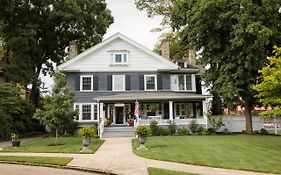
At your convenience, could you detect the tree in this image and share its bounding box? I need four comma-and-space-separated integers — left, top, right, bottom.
136, 0, 281, 134
34, 72, 78, 145
253, 47, 281, 117
0, 0, 114, 106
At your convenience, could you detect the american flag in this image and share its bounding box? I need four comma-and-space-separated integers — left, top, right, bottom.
134, 101, 139, 118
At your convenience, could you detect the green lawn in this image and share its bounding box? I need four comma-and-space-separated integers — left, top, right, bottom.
133, 135, 281, 174
148, 167, 199, 175
0, 156, 72, 166
1, 136, 104, 154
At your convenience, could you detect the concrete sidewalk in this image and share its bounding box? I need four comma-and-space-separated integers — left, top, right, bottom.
0, 137, 277, 175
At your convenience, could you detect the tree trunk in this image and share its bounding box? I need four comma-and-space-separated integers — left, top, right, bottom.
55, 128, 58, 145
244, 99, 253, 134
29, 69, 41, 107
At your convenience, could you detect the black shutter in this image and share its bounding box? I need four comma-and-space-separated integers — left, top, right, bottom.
75, 74, 80, 91
157, 74, 163, 90
93, 75, 99, 91
125, 75, 131, 90
139, 75, 144, 90
107, 74, 112, 90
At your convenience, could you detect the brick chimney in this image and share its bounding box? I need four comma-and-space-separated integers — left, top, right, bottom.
161, 39, 170, 60
68, 40, 78, 59
186, 49, 196, 65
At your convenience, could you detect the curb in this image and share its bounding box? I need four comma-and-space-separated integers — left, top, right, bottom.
0, 161, 117, 175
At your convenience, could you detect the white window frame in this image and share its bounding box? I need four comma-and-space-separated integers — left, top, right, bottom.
171, 74, 196, 92
111, 52, 129, 65
80, 75, 93, 92
112, 75, 125, 91
144, 75, 157, 91
73, 103, 99, 122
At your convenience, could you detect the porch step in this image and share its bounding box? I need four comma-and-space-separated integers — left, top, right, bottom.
102, 126, 135, 138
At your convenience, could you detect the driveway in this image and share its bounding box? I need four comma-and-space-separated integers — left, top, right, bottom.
0, 164, 101, 175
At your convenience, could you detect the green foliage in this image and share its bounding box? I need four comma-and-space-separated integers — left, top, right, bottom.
136, 126, 151, 137
260, 128, 269, 135
177, 127, 189, 136
0, 0, 113, 105
209, 117, 225, 132
79, 127, 96, 138
196, 126, 204, 135
33, 72, 78, 144
11, 133, 20, 141
150, 120, 160, 136
60, 121, 78, 136
0, 112, 12, 141
168, 120, 176, 135
188, 120, 198, 134
159, 127, 169, 136
253, 47, 281, 117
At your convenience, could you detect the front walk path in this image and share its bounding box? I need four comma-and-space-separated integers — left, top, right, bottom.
0, 137, 277, 175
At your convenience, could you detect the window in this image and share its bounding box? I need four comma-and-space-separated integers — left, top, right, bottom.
113, 75, 125, 91
112, 53, 128, 64
93, 105, 98, 120
80, 75, 93, 91
178, 75, 192, 91
144, 75, 157, 91
82, 105, 91, 120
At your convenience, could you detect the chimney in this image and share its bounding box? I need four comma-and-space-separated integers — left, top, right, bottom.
68, 40, 78, 60
161, 39, 170, 60
187, 49, 196, 65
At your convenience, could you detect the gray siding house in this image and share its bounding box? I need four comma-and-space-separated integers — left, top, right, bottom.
58, 33, 210, 137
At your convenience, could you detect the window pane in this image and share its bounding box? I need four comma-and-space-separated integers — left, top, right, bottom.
82, 77, 92, 90
186, 75, 192, 90
123, 54, 127, 62
178, 75, 185, 90
75, 105, 79, 120
82, 105, 91, 120
113, 75, 124, 91
93, 104, 98, 120
146, 76, 155, 90
115, 54, 122, 62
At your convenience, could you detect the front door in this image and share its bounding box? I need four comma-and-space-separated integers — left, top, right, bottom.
115, 107, 124, 124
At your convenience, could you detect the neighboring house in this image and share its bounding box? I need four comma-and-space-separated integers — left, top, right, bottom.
58, 33, 210, 137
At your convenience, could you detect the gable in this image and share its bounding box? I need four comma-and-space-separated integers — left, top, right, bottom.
58, 33, 178, 72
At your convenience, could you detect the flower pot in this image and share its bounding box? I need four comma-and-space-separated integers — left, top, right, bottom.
12, 140, 21, 147
138, 136, 146, 144
128, 121, 134, 126
83, 137, 90, 147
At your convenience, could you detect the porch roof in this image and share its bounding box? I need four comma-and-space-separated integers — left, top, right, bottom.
97, 92, 210, 102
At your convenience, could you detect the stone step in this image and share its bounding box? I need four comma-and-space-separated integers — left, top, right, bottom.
102, 126, 135, 138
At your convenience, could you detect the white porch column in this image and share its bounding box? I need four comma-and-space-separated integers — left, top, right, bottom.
202, 99, 208, 128
169, 101, 173, 121
99, 102, 104, 138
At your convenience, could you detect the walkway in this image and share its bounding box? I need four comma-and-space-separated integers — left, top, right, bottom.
0, 137, 277, 175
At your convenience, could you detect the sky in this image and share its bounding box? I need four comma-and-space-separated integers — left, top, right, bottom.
41, 0, 164, 91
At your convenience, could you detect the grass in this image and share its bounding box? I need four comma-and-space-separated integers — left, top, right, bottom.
148, 167, 199, 175
0, 156, 72, 166
1, 136, 104, 154
133, 135, 281, 174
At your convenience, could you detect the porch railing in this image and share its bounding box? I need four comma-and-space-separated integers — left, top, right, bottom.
136, 117, 206, 126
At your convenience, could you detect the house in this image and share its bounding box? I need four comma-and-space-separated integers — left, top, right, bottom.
58, 33, 210, 137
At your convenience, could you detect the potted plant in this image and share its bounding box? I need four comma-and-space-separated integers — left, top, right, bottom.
104, 118, 112, 127
79, 127, 96, 153
135, 126, 150, 150
127, 118, 134, 126
11, 133, 21, 147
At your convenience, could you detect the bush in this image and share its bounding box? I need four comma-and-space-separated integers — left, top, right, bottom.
79, 127, 96, 138
202, 128, 210, 135
222, 128, 231, 135
196, 126, 204, 135
177, 127, 189, 136
0, 112, 12, 141
208, 128, 216, 134
135, 126, 151, 137
60, 121, 78, 135
159, 127, 169, 136
168, 120, 176, 135
189, 120, 198, 134
150, 120, 160, 136
209, 116, 225, 132
260, 128, 269, 135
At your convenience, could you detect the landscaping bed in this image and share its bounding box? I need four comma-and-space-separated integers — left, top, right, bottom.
1, 136, 104, 154
133, 135, 281, 174
0, 156, 72, 166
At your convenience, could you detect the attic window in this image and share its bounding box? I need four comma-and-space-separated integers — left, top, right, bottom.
110, 51, 129, 65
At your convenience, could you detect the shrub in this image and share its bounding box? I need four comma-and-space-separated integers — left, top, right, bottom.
11, 133, 20, 141
150, 120, 160, 136
209, 116, 225, 132
222, 128, 231, 135
202, 128, 210, 135
168, 120, 176, 135
159, 127, 169, 136
177, 127, 189, 136
260, 128, 269, 135
0, 112, 12, 141
208, 128, 216, 134
196, 126, 204, 135
189, 120, 198, 134
61, 121, 78, 135
254, 130, 260, 134
79, 127, 96, 138
135, 126, 151, 137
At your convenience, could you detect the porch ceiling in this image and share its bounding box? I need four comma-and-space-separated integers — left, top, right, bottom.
97, 92, 210, 102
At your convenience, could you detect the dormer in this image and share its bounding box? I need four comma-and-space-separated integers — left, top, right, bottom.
108, 49, 129, 66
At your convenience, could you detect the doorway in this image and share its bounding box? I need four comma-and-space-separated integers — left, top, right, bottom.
115, 107, 124, 124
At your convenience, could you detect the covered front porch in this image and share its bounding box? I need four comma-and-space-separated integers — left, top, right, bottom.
96, 92, 210, 137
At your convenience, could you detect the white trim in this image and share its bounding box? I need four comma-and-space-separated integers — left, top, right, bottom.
58, 33, 178, 71
80, 75, 93, 92
144, 74, 157, 91
191, 74, 196, 91
171, 74, 196, 92
74, 103, 98, 122
112, 75, 125, 91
